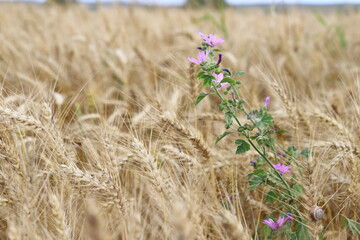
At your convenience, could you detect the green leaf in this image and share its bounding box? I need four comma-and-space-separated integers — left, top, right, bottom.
196, 71, 205, 79
265, 191, 278, 203
286, 146, 298, 156
202, 75, 216, 87
288, 232, 298, 240
342, 216, 360, 235
336, 26, 347, 49
255, 135, 273, 148
291, 184, 305, 199
224, 110, 233, 129
235, 139, 250, 154
215, 131, 233, 144
253, 169, 267, 176
248, 170, 267, 190
220, 77, 236, 85
218, 104, 225, 111
301, 148, 310, 159
213, 49, 222, 52
235, 71, 246, 76
256, 157, 266, 167
267, 174, 284, 186
248, 174, 264, 190
258, 112, 274, 127
258, 222, 273, 239
195, 92, 209, 106
295, 221, 313, 240
313, 10, 327, 27
276, 129, 288, 134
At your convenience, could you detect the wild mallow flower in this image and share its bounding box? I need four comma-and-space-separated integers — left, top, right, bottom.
273, 163, 292, 175
188, 50, 209, 65
212, 73, 228, 89
250, 161, 257, 168
196, 30, 224, 47
264, 96, 270, 107
263, 213, 293, 230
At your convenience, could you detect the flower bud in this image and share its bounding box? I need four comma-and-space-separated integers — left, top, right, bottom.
216, 53, 223, 65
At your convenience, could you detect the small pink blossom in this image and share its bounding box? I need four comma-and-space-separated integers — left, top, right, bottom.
196, 30, 224, 47
263, 213, 293, 230
188, 50, 209, 65
273, 163, 292, 175
212, 73, 228, 89
264, 96, 270, 107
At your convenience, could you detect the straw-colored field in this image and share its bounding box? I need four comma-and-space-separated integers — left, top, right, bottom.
0, 4, 359, 239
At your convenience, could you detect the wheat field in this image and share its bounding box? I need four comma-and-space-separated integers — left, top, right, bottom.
0, 3, 359, 239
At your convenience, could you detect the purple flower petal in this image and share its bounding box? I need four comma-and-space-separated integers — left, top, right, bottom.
195, 30, 208, 41
276, 216, 287, 228
188, 50, 209, 65
263, 213, 293, 230
263, 219, 278, 230
273, 164, 292, 175
196, 31, 224, 47
212, 73, 228, 89
277, 152, 286, 157
264, 96, 270, 107
198, 50, 209, 63
285, 213, 293, 223
188, 57, 200, 65
206, 34, 225, 46
212, 73, 224, 82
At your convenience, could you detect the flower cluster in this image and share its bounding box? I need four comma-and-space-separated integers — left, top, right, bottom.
263, 213, 293, 230
187, 31, 307, 239
187, 31, 228, 90
195, 30, 224, 47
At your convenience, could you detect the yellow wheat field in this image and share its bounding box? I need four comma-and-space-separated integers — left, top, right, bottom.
0, 3, 359, 239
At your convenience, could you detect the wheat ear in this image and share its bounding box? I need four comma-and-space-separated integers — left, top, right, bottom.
160, 113, 211, 160
0, 106, 45, 131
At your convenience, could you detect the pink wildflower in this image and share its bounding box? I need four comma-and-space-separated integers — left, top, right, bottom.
273, 163, 292, 175
212, 73, 228, 89
196, 30, 224, 47
263, 213, 293, 230
264, 96, 270, 107
188, 50, 209, 65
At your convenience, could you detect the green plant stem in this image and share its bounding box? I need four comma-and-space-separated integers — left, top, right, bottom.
275, 142, 304, 178
212, 82, 293, 198
230, 84, 263, 133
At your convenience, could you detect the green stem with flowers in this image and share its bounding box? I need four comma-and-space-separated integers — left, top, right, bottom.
211, 81, 293, 198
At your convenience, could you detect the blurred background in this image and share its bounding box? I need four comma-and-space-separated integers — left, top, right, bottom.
2, 0, 360, 6
1, 0, 360, 237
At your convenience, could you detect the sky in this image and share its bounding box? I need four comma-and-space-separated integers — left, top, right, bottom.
5, 0, 360, 4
